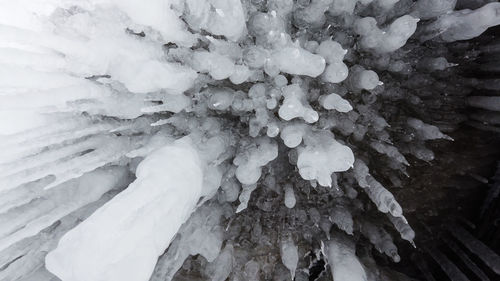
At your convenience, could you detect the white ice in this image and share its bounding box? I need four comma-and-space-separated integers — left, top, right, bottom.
325, 235, 367, 281
45, 140, 204, 281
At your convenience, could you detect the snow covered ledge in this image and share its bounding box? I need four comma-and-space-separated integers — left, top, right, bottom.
45, 138, 204, 281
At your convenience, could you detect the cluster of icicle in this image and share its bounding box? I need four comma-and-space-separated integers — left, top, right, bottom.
0, 0, 499, 280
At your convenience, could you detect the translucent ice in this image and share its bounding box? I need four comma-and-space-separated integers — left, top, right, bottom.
280, 236, 299, 279
0, 166, 128, 253
413, 0, 457, 20
271, 45, 326, 77
0, 0, 481, 279
374, 0, 400, 11
330, 205, 354, 235
96, 0, 196, 45
355, 15, 419, 53
297, 131, 354, 187
149, 204, 224, 281
294, 0, 334, 27
236, 183, 258, 213
284, 183, 297, 208
388, 215, 415, 245
421, 2, 500, 42
316, 40, 349, 83
316, 40, 347, 64
354, 160, 403, 217
205, 243, 234, 281
234, 137, 278, 185
280, 123, 307, 148
360, 220, 401, 262
192, 51, 236, 80
370, 141, 409, 166
279, 84, 319, 123
183, 0, 247, 41
325, 235, 367, 281
347, 65, 382, 91
319, 93, 353, 112
407, 118, 452, 140
329, 0, 373, 16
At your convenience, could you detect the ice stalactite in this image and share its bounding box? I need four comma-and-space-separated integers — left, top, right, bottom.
278, 84, 319, 123
324, 234, 368, 281
0, 181, 127, 281
354, 15, 419, 53
360, 219, 401, 262
284, 183, 297, 208
149, 204, 224, 281
419, 2, 500, 42
329, 204, 354, 235
0, 166, 129, 253
280, 236, 299, 280
353, 159, 403, 217
387, 215, 415, 246
297, 130, 354, 187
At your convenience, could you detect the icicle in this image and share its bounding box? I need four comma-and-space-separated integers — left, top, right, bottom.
243, 259, 260, 281
360, 220, 401, 262
149, 204, 224, 281
0, 135, 138, 193
318, 93, 352, 112
353, 160, 403, 217
412, 0, 457, 20
271, 46, 326, 77
0, 189, 120, 281
324, 234, 367, 281
297, 131, 354, 187
236, 184, 258, 213
347, 65, 382, 92
233, 137, 278, 185
317, 39, 349, 83
329, 205, 354, 235
354, 15, 419, 53
370, 141, 409, 166
278, 84, 319, 123
421, 2, 500, 42
280, 236, 298, 280
387, 215, 415, 246
284, 183, 296, 208
205, 243, 234, 281
364, 176, 403, 217
0, 166, 129, 253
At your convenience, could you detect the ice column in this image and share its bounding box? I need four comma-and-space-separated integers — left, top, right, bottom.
45, 139, 204, 281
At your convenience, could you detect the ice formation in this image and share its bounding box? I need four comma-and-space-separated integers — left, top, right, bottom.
280, 236, 299, 279
46, 140, 204, 281
325, 234, 367, 281
1, 0, 500, 280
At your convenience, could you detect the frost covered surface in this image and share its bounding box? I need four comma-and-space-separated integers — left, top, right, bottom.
0, 0, 499, 280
